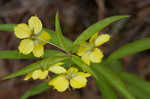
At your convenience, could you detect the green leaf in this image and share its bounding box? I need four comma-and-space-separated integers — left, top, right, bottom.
72, 55, 118, 99
3, 55, 68, 80
0, 24, 15, 32
0, 50, 65, 59
95, 77, 117, 99
91, 63, 134, 99
126, 83, 150, 99
107, 38, 150, 62
55, 12, 70, 51
73, 15, 129, 49
120, 72, 150, 95
107, 60, 123, 73
0, 24, 73, 51
21, 82, 51, 99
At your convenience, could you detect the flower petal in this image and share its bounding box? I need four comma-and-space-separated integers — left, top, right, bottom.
95, 34, 110, 47
49, 75, 69, 92
14, 24, 32, 39
39, 70, 48, 80
77, 72, 91, 78
38, 31, 51, 45
18, 39, 34, 55
49, 66, 66, 74
70, 75, 87, 89
54, 62, 64, 66
81, 52, 91, 65
89, 33, 98, 44
32, 42, 44, 57
67, 67, 78, 74
24, 72, 33, 80
90, 48, 104, 63
77, 42, 90, 56
32, 69, 48, 80
28, 16, 42, 34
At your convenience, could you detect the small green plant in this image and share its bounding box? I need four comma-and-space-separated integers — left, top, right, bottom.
1, 12, 150, 99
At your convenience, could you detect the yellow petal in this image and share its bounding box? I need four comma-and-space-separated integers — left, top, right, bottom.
54, 62, 64, 66
67, 67, 78, 74
70, 75, 87, 88
32, 69, 48, 80
95, 34, 110, 47
32, 42, 44, 57
38, 31, 51, 45
49, 66, 66, 74
39, 70, 48, 80
49, 75, 69, 92
28, 16, 42, 34
18, 39, 34, 55
81, 52, 91, 65
14, 24, 32, 39
90, 48, 104, 63
77, 42, 90, 56
89, 33, 98, 44
77, 72, 91, 78
24, 72, 33, 80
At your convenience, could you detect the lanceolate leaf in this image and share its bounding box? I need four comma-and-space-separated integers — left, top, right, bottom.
95, 77, 117, 99
55, 12, 70, 51
0, 50, 66, 59
73, 15, 129, 48
3, 55, 68, 80
107, 38, 150, 62
72, 55, 118, 99
91, 63, 134, 99
120, 72, 150, 95
21, 82, 51, 99
0, 24, 15, 32
126, 83, 150, 99
71, 55, 134, 99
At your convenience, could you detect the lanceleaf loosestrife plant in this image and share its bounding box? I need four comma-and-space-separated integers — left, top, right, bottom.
1, 13, 150, 99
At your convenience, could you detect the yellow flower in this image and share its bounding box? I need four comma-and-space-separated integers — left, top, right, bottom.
24, 62, 64, 81
24, 69, 48, 80
48, 67, 91, 92
77, 33, 110, 65
14, 16, 51, 57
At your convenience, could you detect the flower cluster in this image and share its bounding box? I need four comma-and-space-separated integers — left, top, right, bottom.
24, 62, 90, 92
14, 16, 50, 57
14, 16, 110, 93
49, 67, 90, 92
77, 33, 110, 65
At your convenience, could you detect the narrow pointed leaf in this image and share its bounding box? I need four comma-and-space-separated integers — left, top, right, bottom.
72, 55, 117, 99
0, 50, 65, 59
126, 83, 150, 99
3, 55, 68, 80
107, 60, 123, 73
91, 63, 134, 99
21, 82, 51, 99
120, 72, 150, 95
55, 12, 70, 51
107, 38, 150, 62
95, 77, 117, 99
73, 15, 129, 48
